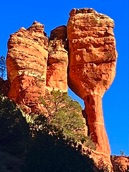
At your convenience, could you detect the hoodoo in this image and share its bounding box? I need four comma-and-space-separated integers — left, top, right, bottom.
46, 26, 68, 92
6, 21, 48, 113
67, 8, 117, 163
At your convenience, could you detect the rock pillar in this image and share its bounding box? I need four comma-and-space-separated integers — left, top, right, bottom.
46, 26, 68, 92
84, 94, 110, 155
6, 21, 48, 113
67, 8, 117, 164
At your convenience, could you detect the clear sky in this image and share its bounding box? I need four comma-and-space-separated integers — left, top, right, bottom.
0, 0, 129, 155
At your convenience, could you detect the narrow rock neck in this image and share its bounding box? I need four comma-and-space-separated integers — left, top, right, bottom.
84, 94, 110, 156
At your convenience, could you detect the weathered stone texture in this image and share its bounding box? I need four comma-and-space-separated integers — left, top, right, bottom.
67, 8, 117, 98
46, 26, 68, 92
67, 8, 117, 162
6, 21, 48, 113
111, 156, 129, 172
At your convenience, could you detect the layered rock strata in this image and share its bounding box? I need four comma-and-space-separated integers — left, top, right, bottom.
67, 8, 117, 164
6, 23, 68, 113
46, 26, 68, 92
6, 21, 48, 113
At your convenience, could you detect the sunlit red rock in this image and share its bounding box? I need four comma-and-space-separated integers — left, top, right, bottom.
6, 21, 48, 113
67, 8, 117, 166
46, 26, 68, 92
111, 156, 129, 172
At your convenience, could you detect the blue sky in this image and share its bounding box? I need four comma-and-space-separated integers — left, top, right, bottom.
0, 0, 129, 155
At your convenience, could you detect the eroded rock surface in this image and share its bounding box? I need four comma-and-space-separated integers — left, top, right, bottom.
6, 23, 68, 113
111, 156, 129, 172
6, 21, 48, 113
67, 8, 117, 165
4, 8, 119, 170
46, 26, 68, 92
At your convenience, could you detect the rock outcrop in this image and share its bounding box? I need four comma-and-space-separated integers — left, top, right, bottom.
67, 8, 117, 165
111, 156, 129, 172
6, 23, 68, 113
1, 8, 118, 170
46, 26, 68, 92
6, 21, 48, 113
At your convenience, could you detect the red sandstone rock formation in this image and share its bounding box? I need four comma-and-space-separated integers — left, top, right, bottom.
4, 9, 119, 170
6, 23, 68, 113
46, 26, 68, 92
6, 21, 48, 113
111, 156, 129, 172
67, 8, 117, 165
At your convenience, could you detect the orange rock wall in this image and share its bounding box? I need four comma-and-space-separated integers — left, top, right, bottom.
46, 26, 68, 92
6, 22, 68, 113
6, 22, 48, 113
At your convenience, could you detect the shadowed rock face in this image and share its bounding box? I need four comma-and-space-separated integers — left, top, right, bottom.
0, 78, 9, 96
6, 21, 48, 113
67, 8, 117, 162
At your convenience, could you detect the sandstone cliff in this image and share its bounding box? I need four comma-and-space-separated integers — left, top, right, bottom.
6, 21, 48, 113
6, 22, 68, 114
111, 156, 129, 172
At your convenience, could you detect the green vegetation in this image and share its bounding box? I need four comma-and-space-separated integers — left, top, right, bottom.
32, 90, 96, 149
0, 92, 97, 172
0, 95, 30, 156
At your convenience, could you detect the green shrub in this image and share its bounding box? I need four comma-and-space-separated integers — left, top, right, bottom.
0, 94, 30, 156
30, 90, 96, 150
0, 92, 96, 171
